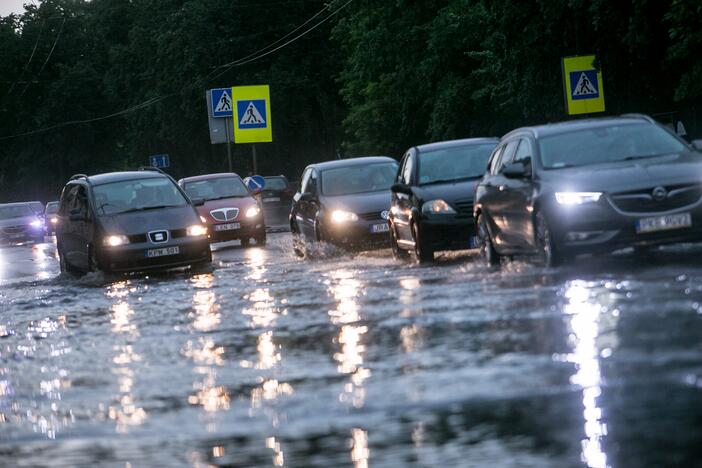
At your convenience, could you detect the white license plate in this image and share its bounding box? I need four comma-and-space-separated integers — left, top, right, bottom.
636, 212, 692, 234
145, 246, 180, 258
214, 223, 240, 231
263, 197, 280, 202
371, 223, 389, 233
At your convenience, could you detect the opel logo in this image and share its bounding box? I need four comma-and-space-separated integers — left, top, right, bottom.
381, 210, 390, 220
652, 186, 668, 202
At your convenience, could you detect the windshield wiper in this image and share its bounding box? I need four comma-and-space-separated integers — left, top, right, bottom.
420, 176, 479, 186
119, 205, 180, 214
621, 153, 674, 162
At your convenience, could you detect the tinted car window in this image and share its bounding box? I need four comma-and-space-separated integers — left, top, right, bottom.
539, 122, 689, 169
299, 168, 312, 194
263, 177, 287, 191
184, 177, 249, 200
93, 177, 188, 215
307, 170, 318, 195
513, 139, 533, 163
401, 154, 414, 185
321, 162, 398, 196
418, 143, 496, 184
0, 204, 34, 219
488, 145, 505, 175
45, 202, 59, 214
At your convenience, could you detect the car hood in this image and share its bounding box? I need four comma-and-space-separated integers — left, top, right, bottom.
413, 179, 479, 204
541, 151, 702, 193
195, 196, 258, 221
98, 205, 200, 235
0, 215, 37, 227
321, 190, 392, 214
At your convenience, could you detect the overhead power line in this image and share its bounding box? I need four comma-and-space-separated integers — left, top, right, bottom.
4, 20, 45, 98
19, 17, 66, 97
0, 0, 355, 141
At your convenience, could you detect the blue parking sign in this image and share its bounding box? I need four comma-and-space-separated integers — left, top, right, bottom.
150, 154, 170, 168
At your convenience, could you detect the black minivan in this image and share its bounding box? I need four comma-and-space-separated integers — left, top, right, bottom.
56, 168, 212, 273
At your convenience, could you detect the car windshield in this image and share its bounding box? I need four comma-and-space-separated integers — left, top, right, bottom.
183, 177, 250, 201
45, 203, 59, 214
321, 162, 398, 196
93, 177, 188, 215
539, 123, 689, 169
264, 177, 287, 191
0, 205, 34, 219
417, 143, 497, 185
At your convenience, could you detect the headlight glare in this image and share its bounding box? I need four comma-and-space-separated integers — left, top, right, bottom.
331, 210, 358, 223
245, 206, 261, 218
199, 215, 207, 223
555, 192, 602, 205
187, 224, 208, 237
50, 217, 58, 224
30, 219, 43, 228
422, 199, 456, 214
103, 234, 129, 247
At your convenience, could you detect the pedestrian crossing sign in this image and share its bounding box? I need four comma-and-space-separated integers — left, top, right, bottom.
562, 55, 605, 115
232, 85, 272, 143
210, 88, 234, 118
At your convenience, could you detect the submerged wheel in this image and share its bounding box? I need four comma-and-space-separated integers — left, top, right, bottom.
478, 214, 500, 266
412, 221, 433, 263
255, 231, 267, 246
291, 222, 305, 258
58, 247, 79, 274
87, 246, 101, 273
240, 237, 251, 247
390, 223, 410, 260
535, 211, 562, 267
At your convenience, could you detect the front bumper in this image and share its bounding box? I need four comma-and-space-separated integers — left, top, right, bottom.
420, 215, 478, 251
324, 219, 391, 249
98, 236, 211, 272
544, 199, 702, 255
207, 218, 265, 243
0, 225, 44, 243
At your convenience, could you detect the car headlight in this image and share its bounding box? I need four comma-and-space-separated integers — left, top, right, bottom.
245, 206, 261, 218
422, 199, 456, 214
331, 210, 358, 223
200, 215, 207, 223
103, 234, 129, 247
187, 224, 208, 237
30, 219, 44, 228
50, 217, 58, 224
555, 192, 602, 205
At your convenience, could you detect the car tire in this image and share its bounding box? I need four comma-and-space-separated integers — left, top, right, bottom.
87, 246, 101, 273
478, 214, 500, 266
412, 221, 433, 263
314, 220, 325, 243
390, 223, 410, 260
291, 221, 305, 258
241, 238, 251, 247
255, 231, 267, 246
535, 211, 563, 267
58, 247, 79, 274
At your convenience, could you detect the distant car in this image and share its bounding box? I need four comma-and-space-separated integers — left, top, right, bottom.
27, 201, 45, 217
56, 169, 211, 274
0, 202, 45, 244
179, 173, 266, 246
44, 201, 59, 235
289, 156, 398, 255
389, 138, 499, 262
261, 175, 295, 226
474, 114, 702, 266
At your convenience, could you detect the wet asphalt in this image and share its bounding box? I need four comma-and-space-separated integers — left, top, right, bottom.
1, 234, 702, 467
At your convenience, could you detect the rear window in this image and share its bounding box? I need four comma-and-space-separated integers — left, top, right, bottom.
264, 177, 287, 191
93, 177, 188, 215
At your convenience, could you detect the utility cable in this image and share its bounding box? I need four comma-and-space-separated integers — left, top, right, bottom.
19, 17, 66, 97
4, 20, 45, 97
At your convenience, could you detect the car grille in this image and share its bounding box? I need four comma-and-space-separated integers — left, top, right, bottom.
210, 208, 239, 222
609, 184, 702, 213
2, 225, 27, 234
358, 211, 386, 221
148, 230, 169, 243
454, 199, 474, 217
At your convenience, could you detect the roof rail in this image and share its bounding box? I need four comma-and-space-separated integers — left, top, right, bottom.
138, 166, 167, 175
69, 174, 89, 181
620, 113, 655, 123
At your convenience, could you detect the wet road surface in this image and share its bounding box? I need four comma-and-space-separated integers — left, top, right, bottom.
1, 235, 702, 467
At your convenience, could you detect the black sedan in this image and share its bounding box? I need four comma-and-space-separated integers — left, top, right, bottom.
389, 138, 498, 262
474, 114, 702, 266
289, 156, 398, 255
261, 175, 295, 226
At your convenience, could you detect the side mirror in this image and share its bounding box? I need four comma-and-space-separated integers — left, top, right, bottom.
298, 192, 314, 202
391, 183, 412, 195
502, 162, 529, 179
192, 198, 206, 206
691, 140, 702, 152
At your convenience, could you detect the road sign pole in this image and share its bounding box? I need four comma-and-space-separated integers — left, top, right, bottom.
252, 144, 258, 174
225, 118, 233, 172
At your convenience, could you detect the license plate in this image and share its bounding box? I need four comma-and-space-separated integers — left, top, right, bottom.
263, 197, 280, 202
468, 235, 479, 248
371, 223, 389, 233
635, 212, 692, 234
214, 223, 240, 231
145, 246, 180, 258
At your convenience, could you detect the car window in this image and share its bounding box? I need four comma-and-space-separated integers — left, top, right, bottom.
263, 177, 287, 191
513, 139, 533, 164
488, 145, 505, 175
401, 154, 414, 185
321, 162, 398, 196
307, 170, 318, 195
75, 186, 89, 218
0, 204, 34, 219
183, 177, 249, 201
299, 168, 312, 194
417, 143, 496, 184
539, 122, 689, 169
92, 177, 189, 215
45, 202, 59, 214
59, 185, 78, 216
497, 140, 520, 170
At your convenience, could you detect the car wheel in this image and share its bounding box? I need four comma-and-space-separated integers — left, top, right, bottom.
87, 246, 101, 273
58, 247, 78, 274
412, 221, 433, 263
535, 211, 562, 267
314, 220, 325, 243
255, 231, 267, 246
241, 237, 251, 247
291, 222, 305, 258
390, 223, 410, 260
478, 214, 500, 266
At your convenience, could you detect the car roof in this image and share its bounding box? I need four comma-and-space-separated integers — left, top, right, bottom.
179, 172, 243, 183
308, 156, 397, 171
83, 171, 171, 185
502, 115, 657, 140
0, 202, 32, 208
415, 137, 499, 153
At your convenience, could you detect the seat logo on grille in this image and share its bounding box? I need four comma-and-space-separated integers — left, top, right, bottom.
652, 186, 668, 202
381, 210, 390, 220
149, 230, 169, 243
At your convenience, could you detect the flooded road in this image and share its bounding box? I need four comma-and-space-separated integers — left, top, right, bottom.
1, 234, 702, 467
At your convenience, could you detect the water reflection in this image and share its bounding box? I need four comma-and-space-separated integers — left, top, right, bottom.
399, 276, 424, 354
266, 436, 285, 466
190, 274, 220, 332
351, 428, 369, 468
32, 243, 54, 280
563, 281, 609, 468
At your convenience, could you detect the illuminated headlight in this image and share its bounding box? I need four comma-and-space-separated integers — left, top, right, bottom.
331, 210, 358, 223
30, 219, 44, 228
422, 199, 456, 214
102, 234, 129, 247
245, 206, 261, 218
555, 192, 602, 205
200, 215, 207, 223
187, 224, 208, 237
50, 217, 58, 224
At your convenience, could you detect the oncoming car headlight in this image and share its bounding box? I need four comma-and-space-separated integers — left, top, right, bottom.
422, 200, 456, 215
103, 234, 129, 247
555, 192, 602, 205
331, 210, 358, 223
50, 217, 58, 224
30, 219, 44, 228
245, 206, 261, 218
187, 224, 208, 237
